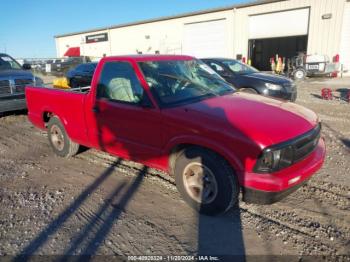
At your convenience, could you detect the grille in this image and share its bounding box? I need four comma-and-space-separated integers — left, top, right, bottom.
293, 124, 321, 163
0, 80, 11, 95
14, 79, 33, 93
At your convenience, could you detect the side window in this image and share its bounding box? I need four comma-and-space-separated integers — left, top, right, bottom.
97, 62, 144, 104
209, 62, 224, 72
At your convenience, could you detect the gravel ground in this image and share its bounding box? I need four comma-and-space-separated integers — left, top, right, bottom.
0, 76, 349, 261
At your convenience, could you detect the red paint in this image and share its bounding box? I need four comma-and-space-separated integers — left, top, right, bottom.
64, 47, 80, 57
321, 88, 333, 100
331, 54, 340, 77
333, 54, 339, 63
26, 55, 325, 194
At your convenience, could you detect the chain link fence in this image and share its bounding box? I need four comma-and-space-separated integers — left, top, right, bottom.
17, 56, 102, 85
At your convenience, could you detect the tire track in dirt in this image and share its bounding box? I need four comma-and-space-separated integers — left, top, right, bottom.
56, 193, 189, 256
241, 201, 350, 255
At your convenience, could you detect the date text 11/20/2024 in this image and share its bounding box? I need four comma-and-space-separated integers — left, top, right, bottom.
128, 255, 220, 261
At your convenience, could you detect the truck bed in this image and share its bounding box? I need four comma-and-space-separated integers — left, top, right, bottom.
26, 85, 90, 145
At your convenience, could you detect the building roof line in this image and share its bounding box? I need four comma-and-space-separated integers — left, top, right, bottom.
54, 0, 283, 38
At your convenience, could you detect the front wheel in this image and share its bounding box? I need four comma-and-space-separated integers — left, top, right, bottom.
47, 116, 80, 158
174, 147, 239, 216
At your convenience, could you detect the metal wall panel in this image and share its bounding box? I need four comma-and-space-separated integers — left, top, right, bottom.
183, 19, 227, 57
339, 2, 350, 73
248, 8, 309, 39
233, 0, 346, 61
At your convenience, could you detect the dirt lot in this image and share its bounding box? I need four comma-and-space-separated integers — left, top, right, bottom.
0, 77, 349, 261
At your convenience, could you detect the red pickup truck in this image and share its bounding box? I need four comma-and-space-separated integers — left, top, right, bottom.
26, 55, 325, 215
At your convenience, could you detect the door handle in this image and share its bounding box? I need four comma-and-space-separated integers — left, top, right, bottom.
92, 106, 100, 113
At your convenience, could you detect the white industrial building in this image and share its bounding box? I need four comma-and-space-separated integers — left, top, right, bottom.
55, 0, 350, 72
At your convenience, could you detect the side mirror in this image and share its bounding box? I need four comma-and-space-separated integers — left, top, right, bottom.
22, 63, 31, 70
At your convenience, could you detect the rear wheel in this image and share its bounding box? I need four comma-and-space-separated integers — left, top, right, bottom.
47, 116, 79, 157
174, 147, 239, 216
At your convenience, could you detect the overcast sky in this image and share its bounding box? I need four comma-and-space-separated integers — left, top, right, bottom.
0, 0, 250, 58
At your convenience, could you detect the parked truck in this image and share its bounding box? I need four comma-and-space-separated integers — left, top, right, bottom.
0, 53, 43, 113
26, 55, 326, 215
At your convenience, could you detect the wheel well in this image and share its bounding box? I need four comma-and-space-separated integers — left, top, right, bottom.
240, 87, 258, 92
169, 144, 191, 176
43, 112, 54, 125
168, 144, 234, 176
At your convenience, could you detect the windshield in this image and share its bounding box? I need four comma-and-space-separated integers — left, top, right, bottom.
222, 60, 259, 75
0, 55, 22, 70
138, 59, 235, 107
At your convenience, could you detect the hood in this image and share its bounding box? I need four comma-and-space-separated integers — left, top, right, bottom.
0, 69, 33, 79
242, 72, 292, 84
172, 93, 318, 148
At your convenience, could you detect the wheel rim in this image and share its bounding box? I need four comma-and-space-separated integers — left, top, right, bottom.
183, 162, 218, 204
295, 70, 304, 79
50, 125, 65, 151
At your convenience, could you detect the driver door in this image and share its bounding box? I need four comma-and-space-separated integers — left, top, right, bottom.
87, 61, 163, 163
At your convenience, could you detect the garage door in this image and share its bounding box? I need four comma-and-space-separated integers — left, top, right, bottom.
183, 19, 227, 58
340, 2, 350, 72
249, 8, 309, 39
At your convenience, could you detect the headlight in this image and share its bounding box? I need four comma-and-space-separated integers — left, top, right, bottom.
265, 83, 283, 91
254, 145, 294, 173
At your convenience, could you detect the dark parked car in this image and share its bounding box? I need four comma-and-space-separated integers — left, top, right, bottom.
202, 58, 297, 101
0, 53, 43, 113
66, 62, 97, 88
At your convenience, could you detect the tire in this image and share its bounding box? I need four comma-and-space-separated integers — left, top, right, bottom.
293, 68, 306, 81
174, 147, 239, 216
47, 116, 79, 158
239, 88, 258, 94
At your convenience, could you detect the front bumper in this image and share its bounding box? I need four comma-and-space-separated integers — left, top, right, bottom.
242, 178, 309, 204
240, 137, 326, 204
266, 89, 297, 102
0, 98, 27, 113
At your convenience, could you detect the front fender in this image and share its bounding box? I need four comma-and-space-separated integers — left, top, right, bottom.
163, 135, 245, 173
